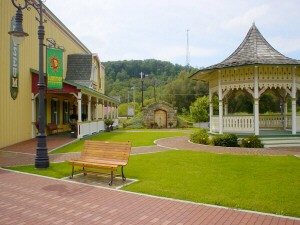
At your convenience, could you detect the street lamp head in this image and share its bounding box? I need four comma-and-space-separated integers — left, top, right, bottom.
8, 6, 29, 45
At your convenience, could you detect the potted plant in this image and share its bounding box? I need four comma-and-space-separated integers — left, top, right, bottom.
69, 119, 77, 138
104, 119, 114, 132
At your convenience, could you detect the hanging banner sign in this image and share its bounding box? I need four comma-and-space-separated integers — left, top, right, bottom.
47, 47, 63, 89
10, 16, 19, 100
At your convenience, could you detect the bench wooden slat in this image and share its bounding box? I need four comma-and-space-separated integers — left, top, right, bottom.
68, 140, 131, 185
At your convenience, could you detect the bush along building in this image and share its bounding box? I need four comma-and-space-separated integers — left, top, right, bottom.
0, 1, 119, 148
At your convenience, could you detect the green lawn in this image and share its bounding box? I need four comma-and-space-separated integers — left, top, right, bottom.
51, 130, 188, 154
7, 150, 300, 217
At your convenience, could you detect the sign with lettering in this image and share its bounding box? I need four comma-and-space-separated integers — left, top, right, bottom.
47, 47, 63, 89
10, 16, 19, 100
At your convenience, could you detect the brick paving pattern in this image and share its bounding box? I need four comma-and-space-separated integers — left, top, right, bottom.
156, 136, 300, 156
1, 169, 299, 225
0, 134, 299, 224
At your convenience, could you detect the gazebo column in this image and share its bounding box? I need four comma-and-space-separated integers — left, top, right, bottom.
224, 101, 228, 116
254, 66, 259, 135
218, 72, 223, 134
292, 67, 297, 134
283, 99, 288, 129
209, 90, 213, 133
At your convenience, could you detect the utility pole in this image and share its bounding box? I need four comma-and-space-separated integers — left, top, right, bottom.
140, 72, 148, 107
131, 86, 136, 109
153, 78, 157, 102
186, 29, 190, 71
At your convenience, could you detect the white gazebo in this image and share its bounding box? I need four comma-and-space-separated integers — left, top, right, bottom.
190, 24, 300, 135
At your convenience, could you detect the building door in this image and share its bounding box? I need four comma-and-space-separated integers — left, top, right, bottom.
51, 99, 60, 124
154, 110, 167, 128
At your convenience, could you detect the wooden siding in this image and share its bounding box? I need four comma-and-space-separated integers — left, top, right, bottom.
0, 1, 91, 148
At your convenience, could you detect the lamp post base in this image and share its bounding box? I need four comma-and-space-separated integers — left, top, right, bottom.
35, 134, 49, 169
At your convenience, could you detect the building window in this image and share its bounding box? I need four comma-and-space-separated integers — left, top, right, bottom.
92, 62, 98, 82
63, 100, 69, 124
51, 99, 60, 124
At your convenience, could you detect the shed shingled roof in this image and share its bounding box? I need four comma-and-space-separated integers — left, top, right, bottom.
65, 54, 92, 81
205, 24, 300, 70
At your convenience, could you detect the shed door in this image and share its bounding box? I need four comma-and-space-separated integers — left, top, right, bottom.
155, 110, 167, 128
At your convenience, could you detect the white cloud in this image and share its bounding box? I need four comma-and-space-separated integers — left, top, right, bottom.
45, 0, 300, 66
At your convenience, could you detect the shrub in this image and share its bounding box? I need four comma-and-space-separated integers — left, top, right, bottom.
241, 135, 264, 148
104, 119, 114, 126
211, 134, 239, 147
190, 128, 209, 145
126, 113, 145, 129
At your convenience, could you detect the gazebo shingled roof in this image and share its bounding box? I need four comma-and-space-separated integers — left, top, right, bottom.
202, 23, 300, 71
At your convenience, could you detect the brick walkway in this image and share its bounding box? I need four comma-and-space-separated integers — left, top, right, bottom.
1, 169, 299, 225
1, 135, 300, 224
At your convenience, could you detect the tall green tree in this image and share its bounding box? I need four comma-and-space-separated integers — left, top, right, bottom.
189, 96, 209, 122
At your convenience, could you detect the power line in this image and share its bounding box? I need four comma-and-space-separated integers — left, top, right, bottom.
160, 93, 203, 96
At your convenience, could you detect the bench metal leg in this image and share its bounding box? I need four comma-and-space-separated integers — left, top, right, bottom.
83, 166, 87, 176
109, 171, 113, 186
69, 163, 74, 179
121, 166, 126, 181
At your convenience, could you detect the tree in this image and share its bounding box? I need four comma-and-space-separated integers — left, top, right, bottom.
189, 96, 209, 122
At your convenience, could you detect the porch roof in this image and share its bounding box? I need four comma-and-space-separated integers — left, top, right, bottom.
31, 69, 120, 104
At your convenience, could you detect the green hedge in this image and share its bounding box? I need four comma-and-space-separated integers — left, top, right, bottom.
241, 135, 264, 148
211, 134, 239, 147
190, 128, 209, 145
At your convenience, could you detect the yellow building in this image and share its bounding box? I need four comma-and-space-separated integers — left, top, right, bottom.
0, 1, 119, 148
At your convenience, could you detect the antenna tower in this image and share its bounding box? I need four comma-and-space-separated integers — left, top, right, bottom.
186, 29, 190, 70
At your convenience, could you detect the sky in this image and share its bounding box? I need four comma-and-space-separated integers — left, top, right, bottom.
45, 0, 300, 68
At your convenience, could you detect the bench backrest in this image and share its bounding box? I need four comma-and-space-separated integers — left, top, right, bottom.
81, 140, 131, 164
47, 123, 58, 130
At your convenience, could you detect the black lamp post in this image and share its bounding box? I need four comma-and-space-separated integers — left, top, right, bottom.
140, 72, 148, 107
9, 0, 49, 168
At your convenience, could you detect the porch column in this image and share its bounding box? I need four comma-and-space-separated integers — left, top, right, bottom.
77, 92, 82, 122
110, 102, 113, 119
292, 67, 297, 134
106, 100, 110, 119
218, 71, 223, 134
95, 98, 99, 120
114, 103, 117, 118
116, 105, 119, 118
254, 66, 259, 135
102, 99, 105, 119
209, 90, 213, 133
88, 96, 91, 121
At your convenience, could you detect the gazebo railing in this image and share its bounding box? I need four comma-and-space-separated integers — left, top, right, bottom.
211, 114, 299, 133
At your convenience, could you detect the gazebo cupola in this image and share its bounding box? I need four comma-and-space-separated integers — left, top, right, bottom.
190, 23, 300, 135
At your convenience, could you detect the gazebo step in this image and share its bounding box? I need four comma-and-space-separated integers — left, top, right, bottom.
264, 143, 300, 148
260, 137, 300, 148
261, 139, 300, 144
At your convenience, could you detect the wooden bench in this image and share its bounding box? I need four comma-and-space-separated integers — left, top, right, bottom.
47, 123, 63, 134
68, 140, 132, 186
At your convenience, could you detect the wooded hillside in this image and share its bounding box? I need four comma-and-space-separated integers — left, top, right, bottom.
103, 59, 208, 112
